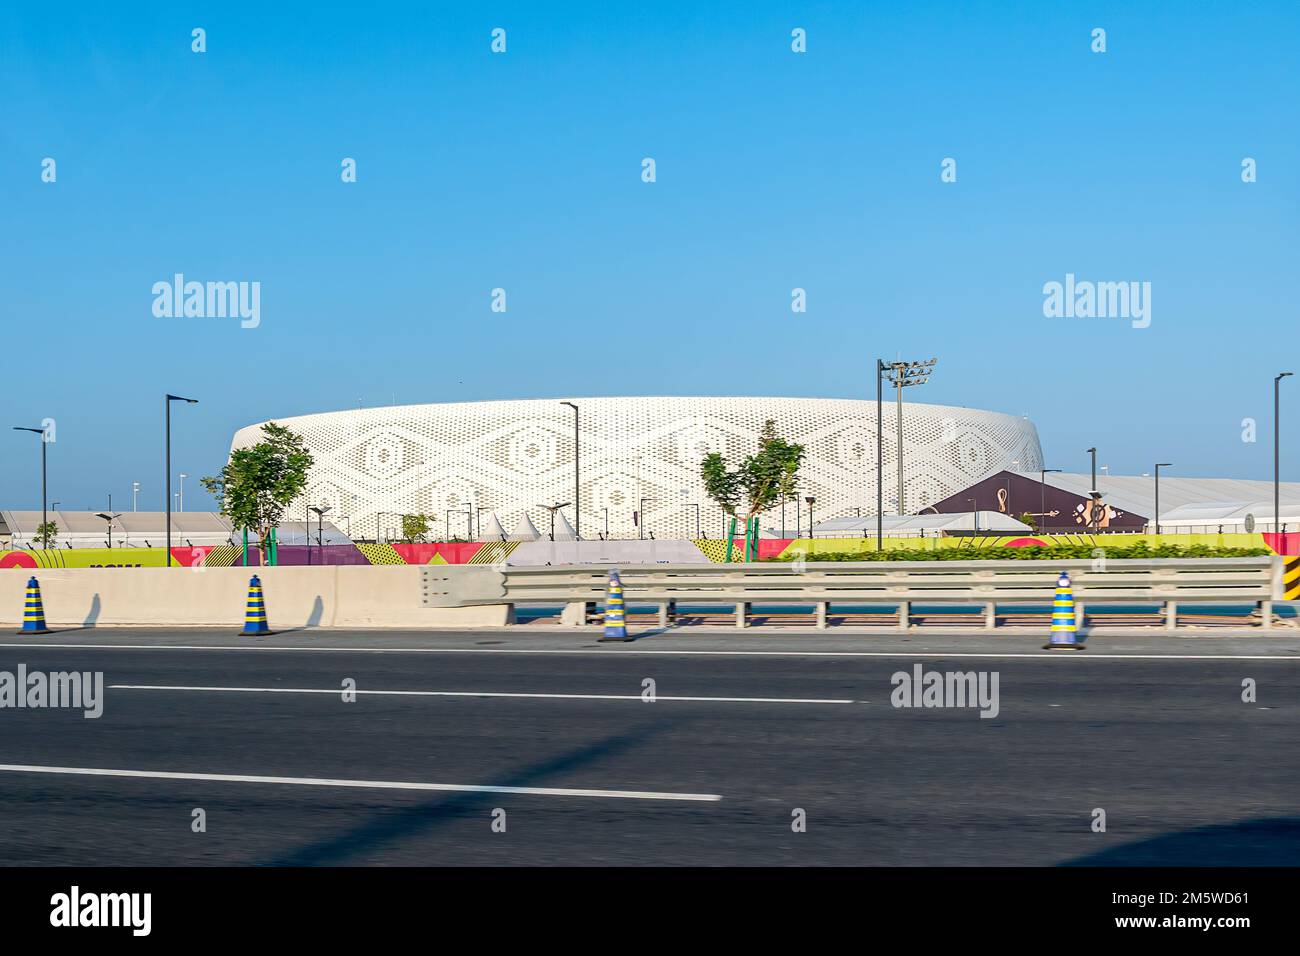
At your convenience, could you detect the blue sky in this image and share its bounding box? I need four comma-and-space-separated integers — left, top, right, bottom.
2, 1, 1297, 511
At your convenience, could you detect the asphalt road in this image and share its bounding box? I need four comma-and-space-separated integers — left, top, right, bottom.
0, 627, 1296, 866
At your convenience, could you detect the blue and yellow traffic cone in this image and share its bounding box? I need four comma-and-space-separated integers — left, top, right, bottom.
18, 576, 50, 635
1043, 570, 1082, 650
598, 569, 631, 642
239, 574, 273, 636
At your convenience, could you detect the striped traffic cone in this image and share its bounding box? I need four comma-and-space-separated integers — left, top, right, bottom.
18, 576, 50, 635
239, 574, 274, 636
598, 569, 632, 642
1043, 570, 1082, 650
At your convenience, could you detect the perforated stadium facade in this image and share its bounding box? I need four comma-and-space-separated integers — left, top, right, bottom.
230, 397, 1043, 541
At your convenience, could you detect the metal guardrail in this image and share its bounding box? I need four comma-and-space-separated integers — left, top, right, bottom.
422, 557, 1285, 629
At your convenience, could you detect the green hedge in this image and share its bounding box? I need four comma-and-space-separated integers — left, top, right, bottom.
772, 542, 1272, 562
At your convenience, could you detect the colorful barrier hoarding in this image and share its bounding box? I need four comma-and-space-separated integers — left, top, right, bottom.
0, 530, 1291, 570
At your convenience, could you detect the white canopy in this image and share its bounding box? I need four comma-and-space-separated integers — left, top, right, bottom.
809, 511, 1032, 538
506, 513, 542, 542
477, 513, 508, 541
552, 511, 578, 541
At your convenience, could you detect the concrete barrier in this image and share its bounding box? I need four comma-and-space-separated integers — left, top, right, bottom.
0, 566, 512, 629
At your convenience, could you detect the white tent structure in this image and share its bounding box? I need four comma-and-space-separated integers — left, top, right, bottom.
477, 513, 508, 542
552, 511, 578, 541
809, 511, 1032, 539
506, 514, 542, 542
0, 510, 347, 549
1026, 471, 1300, 533
1153, 501, 1300, 534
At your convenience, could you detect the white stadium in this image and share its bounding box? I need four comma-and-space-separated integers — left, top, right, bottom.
230, 397, 1043, 541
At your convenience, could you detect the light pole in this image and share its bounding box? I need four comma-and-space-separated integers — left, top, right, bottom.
375, 511, 402, 544
685, 503, 700, 539
96, 512, 122, 549
536, 502, 571, 541
876, 361, 883, 549
310, 506, 331, 547
1086, 447, 1098, 533
805, 496, 816, 539
166, 394, 198, 566
881, 358, 937, 516
1153, 463, 1172, 535
12, 426, 49, 549
132, 481, 140, 512
1040, 468, 1061, 534
967, 497, 978, 534
560, 402, 579, 540
1276, 373, 1292, 535
638, 498, 656, 540
178, 473, 188, 512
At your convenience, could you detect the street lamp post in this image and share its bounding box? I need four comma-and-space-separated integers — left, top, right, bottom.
96, 512, 122, 549
638, 498, 656, 540
12, 426, 49, 549
1276, 373, 1292, 535
374, 512, 403, 544
132, 482, 140, 512
560, 402, 579, 540
881, 358, 937, 516
536, 502, 572, 541
165, 395, 199, 566
1040, 468, 1062, 534
1153, 463, 1172, 535
685, 503, 700, 539
876, 361, 883, 548
876, 357, 937, 546
1086, 447, 1098, 533
310, 506, 331, 547
967, 497, 978, 534
805, 496, 816, 539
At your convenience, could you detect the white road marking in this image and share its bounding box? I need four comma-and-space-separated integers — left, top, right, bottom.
1, 642, 1297, 661
0, 763, 722, 802
108, 684, 854, 704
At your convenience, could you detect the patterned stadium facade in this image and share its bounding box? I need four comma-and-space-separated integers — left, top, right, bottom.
229, 397, 1044, 541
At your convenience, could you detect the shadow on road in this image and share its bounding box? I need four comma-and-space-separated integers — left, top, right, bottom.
1064, 817, 1300, 866
267, 718, 680, 866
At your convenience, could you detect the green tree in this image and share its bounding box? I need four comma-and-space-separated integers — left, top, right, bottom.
1017, 512, 1038, 531
201, 422, 314, 563
700, 420, 805, 559
400, 513, 435, 543
701, 453, 741, 519
741, 421, 806, 523
32, 521, 58, 550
